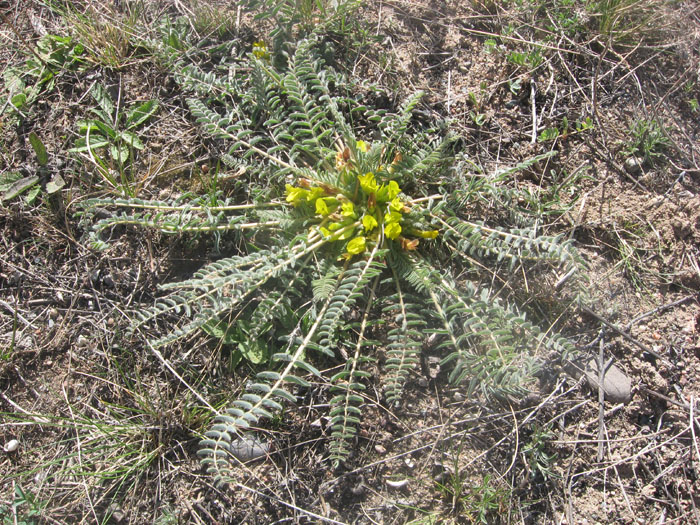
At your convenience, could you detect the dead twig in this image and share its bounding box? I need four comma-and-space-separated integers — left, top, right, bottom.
581, 306, 672, 367
530, 80, 537, 144
624, 296, 696, 332
597, 333, 613, 463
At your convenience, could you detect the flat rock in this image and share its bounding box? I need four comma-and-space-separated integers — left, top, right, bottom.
584, 358, 632, 404
229, 435, 270, 462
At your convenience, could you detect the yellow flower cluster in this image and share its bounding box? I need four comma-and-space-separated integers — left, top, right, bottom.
252, 41, 270, 60
285, 141, 437, 257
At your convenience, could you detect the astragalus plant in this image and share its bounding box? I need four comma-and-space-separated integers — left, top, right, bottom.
80, 36, 580, 484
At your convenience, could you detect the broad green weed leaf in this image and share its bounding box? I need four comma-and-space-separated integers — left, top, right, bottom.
240, 339, 267, 365
76, 119, 102, 133
0, 172, 23, 192
3, 68, 24, 94
28, 132, 48, 166
110, 143, 130, 164
25, 185, 41, 205
90, 84, 114, 121
1, 175, 39, 202
68, 136, 110, 153
88, 107, 111, 124
119, 130, 144, 150
10, 93, 27, 110
202, 319, 239, 345
93, 119, 117, 139
46, 175, 65, 194
126, 100, 158, 129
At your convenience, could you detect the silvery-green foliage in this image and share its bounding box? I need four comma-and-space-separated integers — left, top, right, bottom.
82, 30, 582, 485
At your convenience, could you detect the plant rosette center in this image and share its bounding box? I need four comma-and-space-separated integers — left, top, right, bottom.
285, 142, 438, 258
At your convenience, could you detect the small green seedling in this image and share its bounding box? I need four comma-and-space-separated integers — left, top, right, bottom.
508, 78, 522, 95
436, 472, 507, 522
2, 34, 84, 127
69, 83, 158, 165
68, 83, 158, 195
1, 132, 63, 204
522, 424, 558, 481
624, 118, 670, 165
508, 49, 543, 69
538, 127, 560, 142
0, 484, 46, 525
539, 116, 594, 143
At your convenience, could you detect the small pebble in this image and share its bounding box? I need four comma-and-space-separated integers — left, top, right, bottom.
350, 483, 365, 496
426, 356, 441, 378
386, 479, 409, 489
106, 503, 125, 523
4, 439, 19, 453
229, 435, 270, 462
374, 444, 387, 454
624, 157, 642, 175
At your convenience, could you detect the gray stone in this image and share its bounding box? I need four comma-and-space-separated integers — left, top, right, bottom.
4, 439, 19, 453
584, 358, 632, 404
624, 157, 642, 175
229, 435, 270, 462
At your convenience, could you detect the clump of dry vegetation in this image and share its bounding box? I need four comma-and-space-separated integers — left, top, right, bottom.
1, 0, 699, 523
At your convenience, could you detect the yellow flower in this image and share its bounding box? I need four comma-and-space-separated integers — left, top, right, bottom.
346, 236, 366, 255
336, 226, 355, 240
285, 184, 308, 205
321, 222, 354, 240
252, 41, 270, 60
307, 186, 325, 202
417, 229, 439, 239
384, 209, 403, 240
362, 214, 378, 232
358, 172, 378, 194
387, 181, 401, 200
385, 222, 402, 240
356, 140, 369, 153
376, 181, 401, 203
407, 228, 439, 239
341, 201, 356, 218
315, 198, 330, 216
384, 210, 402, 224
389, 197, 404, 212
